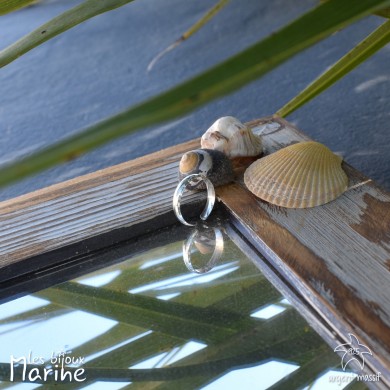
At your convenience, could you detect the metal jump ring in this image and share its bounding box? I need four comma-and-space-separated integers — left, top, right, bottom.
183, 227, 224, 273
173, 174, 216, 227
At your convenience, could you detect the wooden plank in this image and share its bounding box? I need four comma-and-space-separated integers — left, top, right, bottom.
225, 224, 387, 388
0, 116, 389, 381
217, 117, 390, 382
0, 138, 198, 266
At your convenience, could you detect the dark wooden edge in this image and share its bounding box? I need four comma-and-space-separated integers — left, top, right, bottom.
0, 215, 191, 304
0, 203, 204, 284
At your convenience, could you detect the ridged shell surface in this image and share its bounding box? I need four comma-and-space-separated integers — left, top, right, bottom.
244, 141, 348, 208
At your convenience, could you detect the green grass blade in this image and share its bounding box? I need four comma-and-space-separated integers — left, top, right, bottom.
148, 0, 230, 71
276, 19, 390, 117
376, 7, 390, 17
35, 283, 242, 343
0, 0, 134, 69
320, 0, 390, 18
0, 0, 38, 15
0, 0, 389, 188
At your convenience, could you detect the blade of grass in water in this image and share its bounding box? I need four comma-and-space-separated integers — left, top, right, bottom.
147, 0, 230, 71
276, 19, 390, 117
0, 0, 38, 15
0, 0, 135, 69
0, 0, 389, 188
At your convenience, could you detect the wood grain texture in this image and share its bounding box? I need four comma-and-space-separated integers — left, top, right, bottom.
0, 138, 198, 264
0, 116, 389, 380
218, 117, 390, 382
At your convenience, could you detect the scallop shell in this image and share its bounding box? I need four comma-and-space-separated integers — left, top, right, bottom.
244, 141, 348, 208
201, 116, 262, 158
179, 149, 234, 188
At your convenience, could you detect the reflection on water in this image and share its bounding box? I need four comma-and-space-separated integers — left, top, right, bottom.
250, 298, 290, 320
182, 225, 224, 274
0, 225, 361, 389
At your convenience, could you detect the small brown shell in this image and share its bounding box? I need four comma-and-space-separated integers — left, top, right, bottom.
179, 149, 234, 188
244, 141, 348, 208
179, 151, 199, 174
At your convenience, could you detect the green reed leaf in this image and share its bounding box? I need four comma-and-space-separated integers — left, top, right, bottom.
376, 6, 390, 17
0, 0, 134, 68
0, 0, 389, 188
148, 0, 230, 71
276, 19, 390, 117
0, 0, 38, 15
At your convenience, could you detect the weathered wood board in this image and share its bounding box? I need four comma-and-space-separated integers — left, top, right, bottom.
0, 117, 389, 382
0, 138, 198, 265
219, 118, 390, 383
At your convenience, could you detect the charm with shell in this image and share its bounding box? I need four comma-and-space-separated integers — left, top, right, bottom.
244, 141, 348, 208
201, 116, 262, 158
179, 149, 234, 189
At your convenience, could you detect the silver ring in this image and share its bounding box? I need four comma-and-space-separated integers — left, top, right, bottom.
183, 227, 224, 273
173, 174, 216, 226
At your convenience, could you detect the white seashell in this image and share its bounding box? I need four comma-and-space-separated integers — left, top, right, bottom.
244, 141, 348, 208
201, 116, 262, 158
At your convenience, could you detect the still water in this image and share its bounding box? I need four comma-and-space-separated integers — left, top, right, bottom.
0, 222, 362, 389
